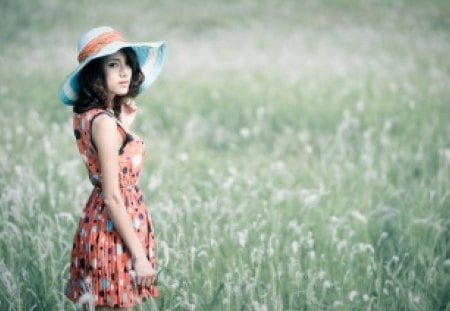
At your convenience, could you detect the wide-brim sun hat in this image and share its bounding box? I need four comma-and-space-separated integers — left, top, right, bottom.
58, 26, 166, 105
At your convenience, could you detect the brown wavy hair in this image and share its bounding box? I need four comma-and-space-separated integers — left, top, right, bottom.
73, 47, 144, 117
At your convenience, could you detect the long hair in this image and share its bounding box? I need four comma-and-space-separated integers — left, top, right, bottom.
73, 47, 144, 117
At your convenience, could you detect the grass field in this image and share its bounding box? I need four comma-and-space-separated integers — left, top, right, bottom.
1, 0, 450, 310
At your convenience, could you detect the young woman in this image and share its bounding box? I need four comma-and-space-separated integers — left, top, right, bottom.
59, 26, 166, 310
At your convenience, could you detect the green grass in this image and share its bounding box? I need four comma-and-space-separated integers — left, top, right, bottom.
0, 0, 450, 310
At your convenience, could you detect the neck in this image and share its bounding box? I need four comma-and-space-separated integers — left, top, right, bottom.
106, 94, 115, 110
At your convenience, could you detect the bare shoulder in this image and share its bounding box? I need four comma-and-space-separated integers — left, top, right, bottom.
91, 113, 121, 149
92, 113, 116, 131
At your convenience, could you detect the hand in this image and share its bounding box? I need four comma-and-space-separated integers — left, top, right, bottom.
120, 99, 138, 131
132, 256, 156, 288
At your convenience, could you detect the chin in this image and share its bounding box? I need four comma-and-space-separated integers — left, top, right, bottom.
117, 90, 129, 96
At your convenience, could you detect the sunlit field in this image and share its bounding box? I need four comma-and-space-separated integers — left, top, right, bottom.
1, 0, 450, 310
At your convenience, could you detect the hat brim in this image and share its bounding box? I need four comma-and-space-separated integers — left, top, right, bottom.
58, 41, 166, 105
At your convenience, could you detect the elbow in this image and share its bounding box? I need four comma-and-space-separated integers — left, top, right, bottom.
103, 192, 122, 210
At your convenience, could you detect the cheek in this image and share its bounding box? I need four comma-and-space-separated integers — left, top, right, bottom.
104, 71, 115, 87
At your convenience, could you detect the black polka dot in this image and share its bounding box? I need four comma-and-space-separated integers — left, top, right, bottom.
74, 129, 81, 139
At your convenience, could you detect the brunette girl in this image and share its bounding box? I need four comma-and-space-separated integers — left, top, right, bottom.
59, 26, 166, 310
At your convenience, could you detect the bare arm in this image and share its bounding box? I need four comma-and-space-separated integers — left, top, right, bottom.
92, 114, 154, 287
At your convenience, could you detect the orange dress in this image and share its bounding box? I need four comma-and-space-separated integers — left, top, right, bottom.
65, 108, 158, 308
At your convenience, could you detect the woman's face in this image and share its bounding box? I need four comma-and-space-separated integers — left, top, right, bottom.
102, 50, 132, 100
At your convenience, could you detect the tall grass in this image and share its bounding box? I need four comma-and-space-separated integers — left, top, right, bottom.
0, 0, 449, 310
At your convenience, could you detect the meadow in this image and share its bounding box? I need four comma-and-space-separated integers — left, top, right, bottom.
0, 0, 449, 310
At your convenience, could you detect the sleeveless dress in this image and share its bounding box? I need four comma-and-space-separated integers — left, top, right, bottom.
64, 108, 158, 308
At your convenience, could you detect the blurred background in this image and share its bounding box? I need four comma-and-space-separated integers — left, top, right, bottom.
0, 0, 449, 310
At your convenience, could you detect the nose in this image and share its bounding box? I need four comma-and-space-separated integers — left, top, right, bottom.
120, 64, 130, 77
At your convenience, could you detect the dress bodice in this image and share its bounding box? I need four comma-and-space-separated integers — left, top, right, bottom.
73, 108, 145, 189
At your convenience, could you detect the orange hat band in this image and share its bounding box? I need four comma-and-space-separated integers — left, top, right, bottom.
78, 31, 125, 63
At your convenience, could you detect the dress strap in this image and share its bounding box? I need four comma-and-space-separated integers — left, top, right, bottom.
89, 110, 134, 154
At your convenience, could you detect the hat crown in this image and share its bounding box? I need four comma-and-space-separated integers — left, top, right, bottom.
76, 26, 125, 63
77, 26, 115, 52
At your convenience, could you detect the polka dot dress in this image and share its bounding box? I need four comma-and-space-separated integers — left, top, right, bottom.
65, 108, 158, 308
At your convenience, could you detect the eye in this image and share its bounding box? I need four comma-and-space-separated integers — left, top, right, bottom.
107, 61, 119, 68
